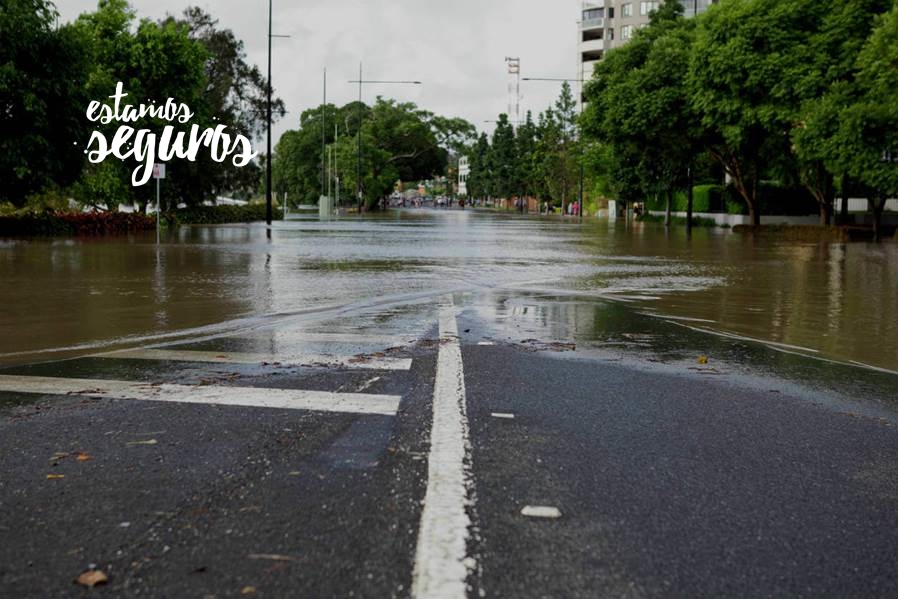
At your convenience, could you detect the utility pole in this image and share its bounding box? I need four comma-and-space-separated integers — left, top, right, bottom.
357, 63, 363, 214
322, 68, 327, 200
265, 2, 290, 227
266, 0, 272, 226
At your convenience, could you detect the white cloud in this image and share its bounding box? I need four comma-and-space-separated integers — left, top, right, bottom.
57, 0, 580, 145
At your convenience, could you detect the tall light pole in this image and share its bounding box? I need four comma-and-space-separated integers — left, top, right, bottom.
348, 67, 421, 213
522, 76, 585, 222
266, 0, 272, 225
266, 1, 290, 227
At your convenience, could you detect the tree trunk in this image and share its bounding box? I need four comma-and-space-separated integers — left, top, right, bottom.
665, 190, 672, 227
870, 196, 886, 242
748, 179, 760, 226
840, 175, 850, 223
686, 168, 694, 238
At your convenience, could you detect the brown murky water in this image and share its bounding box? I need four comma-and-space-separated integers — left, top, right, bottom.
1, 211, 896, 371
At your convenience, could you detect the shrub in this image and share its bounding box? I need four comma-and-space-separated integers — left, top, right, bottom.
0, 211, 155, 237
165, 204, 283, 225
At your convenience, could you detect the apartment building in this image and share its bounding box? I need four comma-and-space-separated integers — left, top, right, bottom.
579, 1, 719, 84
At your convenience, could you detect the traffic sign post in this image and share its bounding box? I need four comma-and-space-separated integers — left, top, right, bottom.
153, 164, 165, 243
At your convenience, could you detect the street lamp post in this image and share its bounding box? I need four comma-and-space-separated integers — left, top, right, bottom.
348, 67, 421, 213
266, 1, 290, 227
522, 76, 585, 222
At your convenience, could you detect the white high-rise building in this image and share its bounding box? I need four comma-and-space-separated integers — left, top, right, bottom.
579, 1, 719, 86
458, 156, 470, 197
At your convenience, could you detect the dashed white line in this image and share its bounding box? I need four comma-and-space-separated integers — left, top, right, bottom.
490, 412, 515, 419
412, 300, 474, 599
95, 348, 412, 371
521, 506, 562, 519
0, 375, 400, 416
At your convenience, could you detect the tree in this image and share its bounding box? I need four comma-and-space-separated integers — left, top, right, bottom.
0, 0, 92, 205
687, 0, 823, 225
791, 0, 893, 225
466, 132, 492, 201
489, 114, 518, 201
829, 3, 898, 240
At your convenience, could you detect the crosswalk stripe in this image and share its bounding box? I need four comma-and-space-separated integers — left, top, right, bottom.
247, 331, 413, 346
94, 349, 412, 371
0, 375, 400, 416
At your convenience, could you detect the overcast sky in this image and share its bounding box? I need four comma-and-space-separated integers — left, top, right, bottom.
58, 0, 581, 145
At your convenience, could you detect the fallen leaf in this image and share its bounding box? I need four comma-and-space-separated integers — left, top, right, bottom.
697, 355, 709, 365
126, 439, 158, 446
241, 586, 257, 595
75, 569, 108, 587
46, 474, 65, 480
75, 452, 92, 462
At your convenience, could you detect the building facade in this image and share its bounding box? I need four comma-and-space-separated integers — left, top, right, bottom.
579, 1, 719, 84
458, 156, 470, 197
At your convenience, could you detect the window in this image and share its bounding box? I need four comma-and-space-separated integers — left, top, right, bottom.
640, 1, 659, 15
606, 28, 615, 41
621, 3, 632, 17
583, 8, 604, 20
621, 24, 633, 40
607, 7, 615, 18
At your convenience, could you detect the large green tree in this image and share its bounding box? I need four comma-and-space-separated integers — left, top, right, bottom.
0, 0, 92, 205
687, 0, 824, 225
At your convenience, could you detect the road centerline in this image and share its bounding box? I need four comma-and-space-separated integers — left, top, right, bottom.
412, 300, 475, 599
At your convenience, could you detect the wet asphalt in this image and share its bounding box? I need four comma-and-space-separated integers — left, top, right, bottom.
1, 297, 897, 598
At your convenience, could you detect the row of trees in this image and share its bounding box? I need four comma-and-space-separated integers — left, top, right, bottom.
465, 84, 581, 212
0, 0, 280, 211
271, 99, 475, 208
582, 0, 898, 239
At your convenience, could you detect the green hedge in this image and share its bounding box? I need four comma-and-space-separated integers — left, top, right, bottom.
645, 183, 817, 216
165, 204, 283, 225
0, 211, 155, 237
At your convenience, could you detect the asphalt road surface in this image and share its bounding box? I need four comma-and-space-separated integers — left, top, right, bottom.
1, 295, 896, 598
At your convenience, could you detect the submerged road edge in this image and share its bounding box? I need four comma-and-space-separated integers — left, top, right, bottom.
412, 299, 474, 599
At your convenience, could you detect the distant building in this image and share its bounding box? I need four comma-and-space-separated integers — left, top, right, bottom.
579, 1, 719, 86
458, 156, 470, 197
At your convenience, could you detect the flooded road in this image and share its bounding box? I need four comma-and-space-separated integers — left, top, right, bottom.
1, 210, 896, 372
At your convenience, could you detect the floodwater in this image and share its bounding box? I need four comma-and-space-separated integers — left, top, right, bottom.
1, 210, 896, 373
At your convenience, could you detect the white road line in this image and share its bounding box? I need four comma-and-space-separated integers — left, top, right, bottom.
247, 331, 412, 346
490, 412, 515, 419
521, 506, 562, 519
0, 375, 400, 416
412, 301, 474, 599
95, 349, 412, 371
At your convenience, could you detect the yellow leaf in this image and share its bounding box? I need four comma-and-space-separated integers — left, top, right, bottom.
46, 474, 65, 480
241, 586, 257, 595
75, 569, 108, 587
75, 452, 92, 462
697, 355, 709, 365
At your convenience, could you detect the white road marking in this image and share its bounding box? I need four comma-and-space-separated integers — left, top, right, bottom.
476, 341, 495, 346
248, 331, 412, 346
521, 506, 562, 519
0, 375, 400, 416
357, 376, 382, 392
95, 348, 412, 371
490, 412, 515, 419
412, 301, 474, 599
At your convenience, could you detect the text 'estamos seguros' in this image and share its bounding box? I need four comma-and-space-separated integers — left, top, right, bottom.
84, 82, 257, 186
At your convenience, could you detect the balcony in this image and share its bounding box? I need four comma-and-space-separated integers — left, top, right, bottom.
580, 38, 605, 55
581, 17, 605, 30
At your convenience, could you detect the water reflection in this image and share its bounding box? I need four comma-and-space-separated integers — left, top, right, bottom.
1, 211, 896, 371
